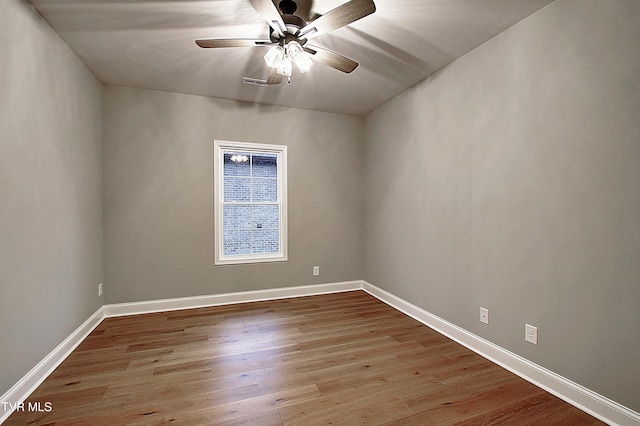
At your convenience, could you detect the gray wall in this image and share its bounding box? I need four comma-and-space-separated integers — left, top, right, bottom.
364, 0, 640, 411
0, 0, 103, 399
103, 86, 364, 303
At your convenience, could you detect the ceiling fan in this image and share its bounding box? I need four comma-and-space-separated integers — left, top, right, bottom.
195, 0, 376, 85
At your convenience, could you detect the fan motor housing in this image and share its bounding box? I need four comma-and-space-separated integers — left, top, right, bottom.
270, 14, 308, 43
283, 14, 307, 29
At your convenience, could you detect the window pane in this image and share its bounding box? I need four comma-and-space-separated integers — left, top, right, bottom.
251, 229, 279, 254
223, 204, 250, 230
251, 205, 279, 230
223, 230, 251, 256
224, 177, 250, 202
215, 141, 286, 265
223, 152, 251, 176
252, 154, 277, 177
252, 178, 277, 202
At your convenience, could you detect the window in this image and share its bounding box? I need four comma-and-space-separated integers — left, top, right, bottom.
214, 140, 287, 265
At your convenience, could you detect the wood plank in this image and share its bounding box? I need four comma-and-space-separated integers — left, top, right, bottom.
4, 291, 604, 425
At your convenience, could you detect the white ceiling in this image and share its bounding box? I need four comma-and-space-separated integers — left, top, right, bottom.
28, 0, 553, 116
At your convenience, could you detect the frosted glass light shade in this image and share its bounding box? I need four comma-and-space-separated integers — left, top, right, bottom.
286, 41, 303, 58
287, 41, 313, 73
277, 56, 292, 76
264, 45, 285, 68
295, 52, 313, 73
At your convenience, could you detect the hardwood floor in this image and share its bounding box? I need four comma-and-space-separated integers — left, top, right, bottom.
5, 291, 604, 425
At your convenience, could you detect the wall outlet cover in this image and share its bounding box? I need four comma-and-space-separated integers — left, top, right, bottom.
480, 307, 489, 324
525, 324, 538, 345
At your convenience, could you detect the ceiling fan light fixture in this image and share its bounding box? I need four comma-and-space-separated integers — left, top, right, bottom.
264, 45, 285, 68
265, 40, 314, 77
197, 0, 377, 85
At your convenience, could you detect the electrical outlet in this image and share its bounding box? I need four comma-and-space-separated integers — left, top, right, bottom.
480, 307, 489, 324
525, 324, 538, 345
313, 266, 320, 276
98, 283, 103, 297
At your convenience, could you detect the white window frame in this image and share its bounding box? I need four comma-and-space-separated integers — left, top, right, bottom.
214, 140, 288, 265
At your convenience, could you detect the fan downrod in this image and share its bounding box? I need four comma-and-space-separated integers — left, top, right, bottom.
278, 0, 297, 15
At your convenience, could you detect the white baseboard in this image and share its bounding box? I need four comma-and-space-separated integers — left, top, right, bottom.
0, 307, 105, 424
3, 281, 638, 425
361, 281, 640, 426
103, 281, 362, 317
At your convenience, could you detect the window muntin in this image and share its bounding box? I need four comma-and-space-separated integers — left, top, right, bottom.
214, 141, 287, 265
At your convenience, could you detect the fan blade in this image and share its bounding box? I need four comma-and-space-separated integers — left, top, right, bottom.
304, 45, 358, 73
196, 39, 274, 48
249, 0, 287, 37
298, 0, 375, 39
266, 67, 283, 85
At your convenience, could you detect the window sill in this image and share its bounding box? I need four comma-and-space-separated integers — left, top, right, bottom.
214, 255, 288, 266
